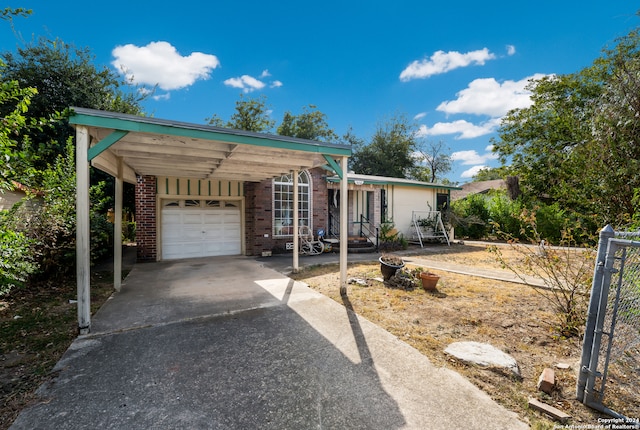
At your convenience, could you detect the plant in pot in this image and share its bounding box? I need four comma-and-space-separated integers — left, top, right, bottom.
420, 272, 440, 291
379, 254, 404, 281
408, 267, 440, 291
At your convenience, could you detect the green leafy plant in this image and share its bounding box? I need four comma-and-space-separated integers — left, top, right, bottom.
0, 227, 37, 295
378, 220, 408, 251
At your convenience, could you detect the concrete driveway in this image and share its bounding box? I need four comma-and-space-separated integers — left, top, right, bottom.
11, 256, 528, 430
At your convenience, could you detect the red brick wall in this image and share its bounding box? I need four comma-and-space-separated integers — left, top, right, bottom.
245, 168, 328, 255
135, 175, 157, 261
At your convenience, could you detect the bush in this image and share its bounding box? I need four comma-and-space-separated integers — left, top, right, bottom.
490, 215, 595, 337
451, 193, 490, 239
378, 220, 408, 251
2, 140, 115, 285
487, 191, 523, 239
0, 227, 37, 295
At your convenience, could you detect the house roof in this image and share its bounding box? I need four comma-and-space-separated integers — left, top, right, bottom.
69, 107, 351, 184
450, 179, 507, 201
326, 173, 461, 190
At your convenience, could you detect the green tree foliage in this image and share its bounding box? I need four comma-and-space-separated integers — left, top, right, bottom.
277, 105, 338, 141
350, 114, 417, 178
207, 94, 275, 132
451, 193, 490, 239
0, 223, 37, 294
0, 37, 146, 176
472, 166, 510, 182
451, 190, 572, 243
0, 63, 38, 190
493, 26, 640, 229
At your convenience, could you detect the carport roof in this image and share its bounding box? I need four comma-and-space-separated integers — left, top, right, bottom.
69, 107, 351, 183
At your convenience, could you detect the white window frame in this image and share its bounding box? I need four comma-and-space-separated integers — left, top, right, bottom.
273, 171, 312, 237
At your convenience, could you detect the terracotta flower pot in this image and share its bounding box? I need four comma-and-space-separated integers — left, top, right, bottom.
420, 272, 439, 291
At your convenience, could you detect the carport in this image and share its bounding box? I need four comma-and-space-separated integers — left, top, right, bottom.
69, 107, 351, 334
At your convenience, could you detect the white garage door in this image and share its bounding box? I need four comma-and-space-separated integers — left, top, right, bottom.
162, 200, 241, 260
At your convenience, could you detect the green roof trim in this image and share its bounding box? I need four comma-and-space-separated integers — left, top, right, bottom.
322, 155, 342, 179
87, 129, 128, 161
326, 175, 461, 191
69, 107, 351, 157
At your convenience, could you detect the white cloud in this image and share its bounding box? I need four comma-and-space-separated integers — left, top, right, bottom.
414, 112, 427, 120
436, 74, 547, 117
451, 149, 498, 165
223, 72, 283, 93
224, 75, 267, 93
400, 48, 496, 82
506, 45, 516, 56
416, 118, 501, 140
460, 165, 488, 178
152, 93, 171, 101
112, 41, 220, 91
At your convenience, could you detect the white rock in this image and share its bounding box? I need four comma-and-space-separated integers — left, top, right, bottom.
445, 341, 520, 377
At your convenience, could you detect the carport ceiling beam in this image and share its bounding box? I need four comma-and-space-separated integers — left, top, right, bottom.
88, 130, 129, 161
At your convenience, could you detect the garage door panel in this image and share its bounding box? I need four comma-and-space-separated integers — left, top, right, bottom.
164, 243, 205, 260
162, 203, 241, 260
183, 213, 204, 224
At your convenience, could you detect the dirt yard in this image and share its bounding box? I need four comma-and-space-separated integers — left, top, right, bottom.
291, 243, 640, 429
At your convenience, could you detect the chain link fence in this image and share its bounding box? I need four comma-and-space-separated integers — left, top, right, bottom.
577, 226, 640, 423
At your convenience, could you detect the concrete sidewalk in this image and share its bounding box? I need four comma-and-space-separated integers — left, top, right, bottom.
11, 255, 528, 429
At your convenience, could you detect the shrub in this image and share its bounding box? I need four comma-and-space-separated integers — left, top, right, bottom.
490, 213, 595, 337
378, 220, 408, 251
486, 191, 523, 239
451, 193, 490, 239
0, 227, 37, 295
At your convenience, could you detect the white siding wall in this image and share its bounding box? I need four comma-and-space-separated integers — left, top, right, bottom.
388, 186, 437, 235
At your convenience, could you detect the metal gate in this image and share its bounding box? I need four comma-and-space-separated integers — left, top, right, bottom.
577, 225, 640, 422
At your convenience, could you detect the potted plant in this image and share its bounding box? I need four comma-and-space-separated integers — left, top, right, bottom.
418, 270, 440, 291
379, 254, 404, 281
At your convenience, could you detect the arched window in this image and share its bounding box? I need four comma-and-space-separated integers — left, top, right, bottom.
273, 171, 311, 237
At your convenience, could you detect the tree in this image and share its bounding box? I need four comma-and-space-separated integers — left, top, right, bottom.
1, 37, 146, 177
410, 140, 451, 183
207, 94, 275, 132
350, 114, 417, 178
276, 105, 338, 141
471, 166, 510, 182
0, 64, 38, 190
493, 26, 640, 228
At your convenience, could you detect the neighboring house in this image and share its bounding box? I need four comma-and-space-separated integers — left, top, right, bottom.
0, 182, 42, 211
0, 188, 27, 211
450, 179, 507, 201
136, 169, 460, 260
326, 173, 459, 242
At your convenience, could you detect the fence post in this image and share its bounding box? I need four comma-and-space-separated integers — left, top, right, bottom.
576, 224, 615, 401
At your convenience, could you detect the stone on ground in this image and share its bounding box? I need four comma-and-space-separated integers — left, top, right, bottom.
444, 341, 520, 377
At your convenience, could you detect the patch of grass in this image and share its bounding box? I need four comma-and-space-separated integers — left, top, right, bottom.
0, 271, 117, 429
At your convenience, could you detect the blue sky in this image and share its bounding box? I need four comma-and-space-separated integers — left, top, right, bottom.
2, 1, 638, 183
